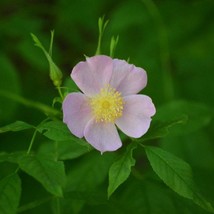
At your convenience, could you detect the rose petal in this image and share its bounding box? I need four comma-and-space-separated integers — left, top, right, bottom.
84, 120, 122, 153
71, 55, 113, 96
110, 59, 147, 96
116, 95, 156, 138
63, 93, 92, 138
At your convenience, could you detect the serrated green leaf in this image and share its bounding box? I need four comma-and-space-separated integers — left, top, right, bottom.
57, 139, 92, 160
0, 121, 34, 133
0, 173, 21, 214
37, 121, 73, 141
38, 139, 92, 161
108, 143, 137, 198
18, 154, 65, 197
145, 146, 214, 213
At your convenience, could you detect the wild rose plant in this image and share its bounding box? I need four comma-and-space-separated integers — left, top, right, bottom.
63, 55, 156, 153
0, 17, 213, 214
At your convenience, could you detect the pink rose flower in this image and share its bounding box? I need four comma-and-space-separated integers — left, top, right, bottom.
63, 55, 156, 153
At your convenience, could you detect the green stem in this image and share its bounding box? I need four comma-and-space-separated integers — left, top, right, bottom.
27, 129, 37, 155
95, 17, 109, 55
142, 0, 174, 102
26, 118, 50, 155
0, 90, 60, 116
57, 86, 63, 100
95, 32, 102, 55
14, 126, 38, 174
54, 197, 61, 214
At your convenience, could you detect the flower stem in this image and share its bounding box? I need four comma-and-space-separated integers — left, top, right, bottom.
95, 16, 109, 55
14, 128, 38, 174
0, 90, 61, 116
54, 197, 61, 214
95, 32, 102, 55
57, 86, 63, 100
27, 129, 37, 155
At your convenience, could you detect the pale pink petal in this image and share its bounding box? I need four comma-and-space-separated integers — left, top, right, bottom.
84, 119, 122, 153
71, 55, 113, 97
110, 59, 147, 96
62, 93, 92, 138
116, 95, 156, 138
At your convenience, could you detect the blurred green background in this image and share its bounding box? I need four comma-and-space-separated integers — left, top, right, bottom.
0, 0, 214, 213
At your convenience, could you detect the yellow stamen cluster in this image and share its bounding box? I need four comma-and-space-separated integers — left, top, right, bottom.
90, 85, 124, 123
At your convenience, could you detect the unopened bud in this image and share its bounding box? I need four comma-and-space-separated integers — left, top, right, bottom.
49, 60, 63, 87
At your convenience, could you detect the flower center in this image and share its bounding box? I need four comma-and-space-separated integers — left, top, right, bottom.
90, 85, 124, 123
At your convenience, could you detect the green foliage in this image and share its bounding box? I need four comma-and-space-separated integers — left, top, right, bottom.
95, 16, 109, 55
18, 154, 65, 197
65, 151, 115, 193
0, 121, 34, 133
0, 173, 21, 214
37, 121, 75, 141
38, 140, 92, 161
108, 143, 137, 198
0, 152, 25, 164
155, 100, 212, 136
110, 35, 119, 58
145, 146, 214, 213
142, 115, 187, 141
0, 0, 214, 213
31, 33, 63, 87
115, 179, 178, 214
